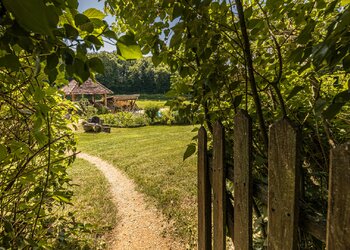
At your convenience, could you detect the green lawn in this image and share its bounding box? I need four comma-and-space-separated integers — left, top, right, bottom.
76, 125, 198, 247
136, 99, 167, 109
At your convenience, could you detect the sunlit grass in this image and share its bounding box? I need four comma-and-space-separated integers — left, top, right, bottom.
136, 99, 167, 109
76, 125, 198, 247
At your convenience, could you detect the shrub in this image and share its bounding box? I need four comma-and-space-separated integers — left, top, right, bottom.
159, 108, 175, 125
99, 112, 149, 128
144, 105, 160, 123
77, 98, 98, 118
157, 108, 191, 125
97, 105, 110, 115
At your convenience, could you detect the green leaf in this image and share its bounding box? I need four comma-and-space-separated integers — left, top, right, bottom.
266, 0, 283, 10
325, 0, 338, 15
52, 195, 72, 204
183, 143, 196, 161
88, 57, 104, 74
287, 86, 305, 100
152, 54, 163, 67
0, 145, 7, 162
45, 67, 58, 83
76, 44, 87, 59
316, 0, 327, 9
90, 18, 106, 29
67, 0, 78, 9
343, 54, 350, 72
233, 95, 243, 108
191, 127, 199, 132
73, 58, 90, 82
0, 54, 21, 71
74, 13, 90, 26
297, 20, 316, 44
64, 24, 79, 39
341, 0, 350, 6
179, 66, 190, 78
323, 91, 350, 119
85, 35, 103, 47
79, 22, 94, 33
46, 54, 59, 70
322, 102, 344, 120
83, 8, 106, 20
314, 99, 327, 114
117, 34, 142, 60
172, 4, 183, 20
3, 0, 54, 36
34, 130, 47, 145
334, 90, 350, 103
103, 30, 117, 40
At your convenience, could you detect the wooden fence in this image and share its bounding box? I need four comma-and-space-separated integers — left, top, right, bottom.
197, 110, 350, 249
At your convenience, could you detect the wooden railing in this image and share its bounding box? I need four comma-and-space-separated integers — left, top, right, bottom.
197, 110, 350, 249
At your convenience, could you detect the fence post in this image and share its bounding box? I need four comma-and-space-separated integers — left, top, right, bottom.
233, 110, 252, 250
326, 143, 350, 250
213, 121, 226, 250
198, 126, 212, 250
268, 119, 300, 250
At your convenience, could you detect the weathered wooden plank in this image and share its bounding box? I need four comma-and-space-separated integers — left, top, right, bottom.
198, 126, 212, 250
326, 143, 350, 250
222, 165, 327, 243
233, 110, 252, 250
213, 121, 226, 250
268, 119, 300, 250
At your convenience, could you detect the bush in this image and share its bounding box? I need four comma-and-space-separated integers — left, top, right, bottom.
77, 98, 98, 118
96, 105, 110, 115
144, 105, 160, 123
99, 112, 149, 128
158, 108, 174, 125
157, 108, 191, 125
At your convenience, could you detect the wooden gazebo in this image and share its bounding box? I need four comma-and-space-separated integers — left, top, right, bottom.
61, 79, 113, 106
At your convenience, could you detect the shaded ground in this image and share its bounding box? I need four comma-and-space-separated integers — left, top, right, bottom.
77, 153, 183, 250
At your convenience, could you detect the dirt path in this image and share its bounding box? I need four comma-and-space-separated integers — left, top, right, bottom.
77, 153, 183, 250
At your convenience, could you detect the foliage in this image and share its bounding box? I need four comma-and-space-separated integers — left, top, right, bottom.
98, 112, 150, 127
144, 105, 160, 123
0, 0, 141, 247
94, 53, 172, 94
77, 98, 98, 118
158, 108, 192, 126
158, 108, 175, 125
0, 76, 78, 247
109, 0, 350, 248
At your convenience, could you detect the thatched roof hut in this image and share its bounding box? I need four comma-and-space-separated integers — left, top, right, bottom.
61, 79, 113, 106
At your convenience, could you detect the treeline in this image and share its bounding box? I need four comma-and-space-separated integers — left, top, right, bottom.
93, 52, 171, 94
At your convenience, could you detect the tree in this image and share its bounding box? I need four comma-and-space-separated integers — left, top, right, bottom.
94, 52, 171, 94
0, 0, 141, 247
109, 0, 350, 247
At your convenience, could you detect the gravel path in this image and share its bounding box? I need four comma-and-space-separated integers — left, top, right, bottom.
77, 153, 183, 250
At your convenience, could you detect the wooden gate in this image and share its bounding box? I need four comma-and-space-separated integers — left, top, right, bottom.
197, 110, 350, 249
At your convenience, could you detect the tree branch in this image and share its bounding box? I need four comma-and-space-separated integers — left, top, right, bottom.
234, 0, 269, 151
